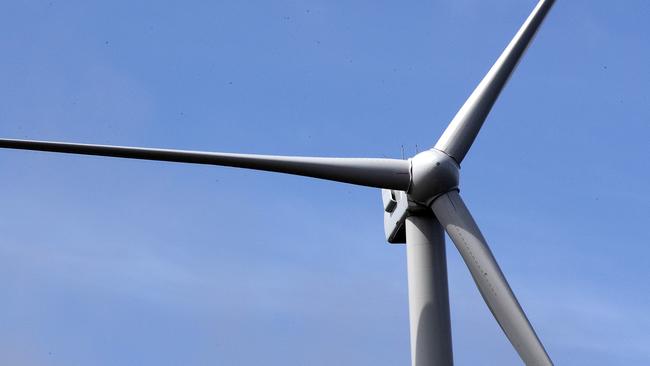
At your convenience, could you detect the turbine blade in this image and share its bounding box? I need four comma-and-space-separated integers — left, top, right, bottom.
431, 190, 552, 366
434, 0, 555, 164
0, 138, 411, 190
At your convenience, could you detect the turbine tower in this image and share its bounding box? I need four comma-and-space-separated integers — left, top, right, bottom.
0, 1, 556, 364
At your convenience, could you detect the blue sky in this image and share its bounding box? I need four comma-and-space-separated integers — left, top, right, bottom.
0, 0, 648, 365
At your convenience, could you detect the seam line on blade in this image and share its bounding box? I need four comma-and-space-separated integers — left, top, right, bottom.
406, 158, 414, 193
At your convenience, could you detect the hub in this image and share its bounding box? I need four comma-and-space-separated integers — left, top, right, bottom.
407, 149, 460, 206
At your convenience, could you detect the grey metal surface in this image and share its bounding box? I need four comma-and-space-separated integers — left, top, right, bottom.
405, 214, 453, 366
382, 189, 410, 243
434, 0, 555, 164
431, 190, 552, 366
0, 138, 411, 190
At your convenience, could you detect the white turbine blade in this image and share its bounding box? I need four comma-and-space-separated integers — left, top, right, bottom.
431, 190, 552, 366
0, 138, 411, 190
434, 0, 555, 164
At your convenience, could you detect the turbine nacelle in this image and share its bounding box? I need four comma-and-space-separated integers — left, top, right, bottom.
382, 149, 459, 244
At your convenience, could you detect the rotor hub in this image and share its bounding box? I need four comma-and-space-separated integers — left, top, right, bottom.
407, 149, 460, 206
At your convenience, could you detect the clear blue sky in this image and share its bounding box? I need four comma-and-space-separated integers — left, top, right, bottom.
1, 0, 648, 365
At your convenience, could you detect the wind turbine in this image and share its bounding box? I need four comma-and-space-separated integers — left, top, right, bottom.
0, 0, 556, 365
